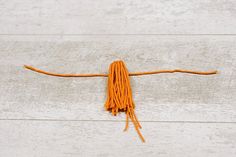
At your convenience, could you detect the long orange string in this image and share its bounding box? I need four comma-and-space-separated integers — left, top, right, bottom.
24, 65, 217, 77
24, 61, 218, 142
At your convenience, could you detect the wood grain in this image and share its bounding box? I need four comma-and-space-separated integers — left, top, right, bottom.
0, 120, 235, 157
0, 0, 236, 34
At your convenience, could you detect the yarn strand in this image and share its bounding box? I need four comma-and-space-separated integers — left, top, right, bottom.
24, 65, 218, 77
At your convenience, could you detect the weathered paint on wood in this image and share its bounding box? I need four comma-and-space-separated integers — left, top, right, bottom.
0, 121, 236, 157
0, 0, 236, 34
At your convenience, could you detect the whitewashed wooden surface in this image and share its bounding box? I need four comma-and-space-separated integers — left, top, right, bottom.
0, 0, 236, 157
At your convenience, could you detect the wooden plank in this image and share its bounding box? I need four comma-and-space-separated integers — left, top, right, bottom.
0, 0, 236, 34
0, 36, 235, 122
0, 120, 235, 157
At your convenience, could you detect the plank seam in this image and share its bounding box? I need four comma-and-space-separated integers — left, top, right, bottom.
1, 34, 236, 36
1, 119, 236, 123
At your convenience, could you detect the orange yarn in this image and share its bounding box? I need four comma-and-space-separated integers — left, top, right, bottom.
24, 60, 218, 142
105, 61, 145, 142
24, 65, 218, 77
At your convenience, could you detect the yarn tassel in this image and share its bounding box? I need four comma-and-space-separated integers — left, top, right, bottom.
24, 60, 218, 143
105, 60, 145, 142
